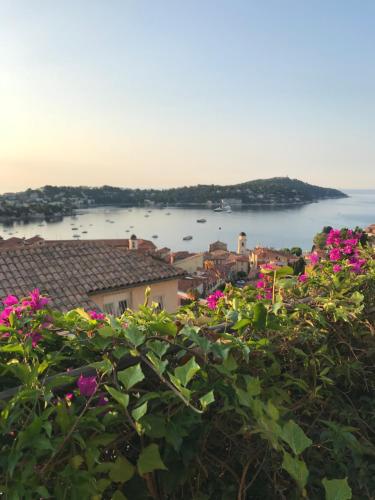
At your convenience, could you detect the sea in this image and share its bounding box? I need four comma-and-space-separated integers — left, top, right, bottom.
1, 190, 374, 252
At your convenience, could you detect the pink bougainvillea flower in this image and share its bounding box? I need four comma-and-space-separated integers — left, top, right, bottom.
97, 393, 109, 406
308, 253, 319, 265
256, 280, 265, 289
298, 273, 308, 283
88, 310, 106, 321
3, 295, 18, 307
258, 273, 264, 278
262, 263, 275, 270
77, 374, 98, 397
332, 264, 342, 273
25, 331, 42, 348
0, 306, 14, 325
207, 290, 224, 310
65, 392, 74, 400
343, 245, 354, 255
265, 291, 273, 300
256, 294, 263, 300
29, 288, 50, 311
326, 229, 342, 247
329, 248, 341, 262
349, 258, 366, 274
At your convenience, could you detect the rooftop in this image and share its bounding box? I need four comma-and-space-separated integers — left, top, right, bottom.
0, 241, 185, 311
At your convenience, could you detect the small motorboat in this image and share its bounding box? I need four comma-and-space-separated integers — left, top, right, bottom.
213, 207, 223, 212
71, 227, 78, 231
82, 231, 88, 234
196, 218, 206, 223
183, 235, 193, 241
152, 235, 158, 239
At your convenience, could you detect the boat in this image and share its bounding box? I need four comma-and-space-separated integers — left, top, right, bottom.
71, 227, 78, 231
73, 234, 80, 239
152, 235, 158, 239
144, 214, 149, 218
196, 218, 206, 223
213, 207, 223, 212
223, 204, 232, 213
82, 231, 88, 234
166, 212, 171, 216
183, 235, 193, 241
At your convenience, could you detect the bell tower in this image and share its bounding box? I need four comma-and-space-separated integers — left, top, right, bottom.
237, 231, 247, 255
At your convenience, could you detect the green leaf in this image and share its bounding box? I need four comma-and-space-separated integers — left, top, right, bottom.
275, 266, 294, 277
232, 318, 251, 330
109, 456, 135, 483
132, 401, 148, 421
146, 351, 168, 375
105, 385, 129, 409
253, 302, 267, 330
281, 421, 312, 455
199, 390, 215, 409
0, 344, 24, 353
124, 324, 145, 347
246, 376, 261, 396
322, 478, 352, 500
137, 444, 167, 475
45, 374, 75, 391
112, 491, 127, 500
70, 455, 84, 469
282, 452, 309, 489
98, 326, 115, 337
174, 356, 200, 386
117, 363, 145, 391
152, 320, 178, 337
148, 340, 169, 358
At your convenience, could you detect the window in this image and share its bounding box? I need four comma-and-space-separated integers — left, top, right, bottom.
153, 295, 164, 311
103, 302, 114, 315
118, 300, 128, 314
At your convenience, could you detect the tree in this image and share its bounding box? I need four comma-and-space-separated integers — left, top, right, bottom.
290, 247, 302, 257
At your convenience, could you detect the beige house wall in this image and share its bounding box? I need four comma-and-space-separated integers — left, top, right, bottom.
90, 279, 180, 314
174, 254, 204, 274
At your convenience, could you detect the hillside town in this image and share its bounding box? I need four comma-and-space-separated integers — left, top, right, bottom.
0, 227, 361, 314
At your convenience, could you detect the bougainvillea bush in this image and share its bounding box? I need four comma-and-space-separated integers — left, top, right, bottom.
0, 229, 374, 500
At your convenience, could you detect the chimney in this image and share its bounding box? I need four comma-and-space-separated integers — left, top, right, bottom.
129, 234, 138, 250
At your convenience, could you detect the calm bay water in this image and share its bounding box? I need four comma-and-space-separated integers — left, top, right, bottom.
1, 190, 374, 252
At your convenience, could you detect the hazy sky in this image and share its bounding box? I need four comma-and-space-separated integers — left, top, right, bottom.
1, 1, 374, 192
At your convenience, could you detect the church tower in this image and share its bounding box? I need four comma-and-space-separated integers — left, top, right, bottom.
237, 231, 247, 255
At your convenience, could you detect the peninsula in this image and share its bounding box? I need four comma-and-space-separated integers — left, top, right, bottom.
0, 177, 347, 222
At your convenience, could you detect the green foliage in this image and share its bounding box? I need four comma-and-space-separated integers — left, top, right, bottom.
0, 240, 374, 499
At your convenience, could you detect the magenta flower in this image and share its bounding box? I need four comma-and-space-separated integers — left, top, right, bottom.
256, 280, 265, 289
298, 274, 308, 283
0, 306, 14, 325
77, 374, 98, 397
308, 253, 319, 265
333, 264, 342, 273
65, 392, 74, 400
97, 393, 109, 406
262, 263, 275, 270
207, 290, 224, 310
29, 288, 49, 311
326, 229, 342, 247
26, 331, 42, 348
3, 295, 18, 307
329, 248, 341, 262
88, 310, 106, 321
343, 245, 354, 255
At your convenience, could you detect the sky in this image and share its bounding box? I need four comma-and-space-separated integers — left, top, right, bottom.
0, 0, 374, 193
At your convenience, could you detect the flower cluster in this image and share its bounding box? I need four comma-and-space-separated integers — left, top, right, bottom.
206, 290, 225, 309
88, 310, 106, 321
0, 289, 50, 347
256, 266, 274, 300
325, 228, 366, 274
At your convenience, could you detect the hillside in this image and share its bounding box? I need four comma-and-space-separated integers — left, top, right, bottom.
1, 178, 347, 213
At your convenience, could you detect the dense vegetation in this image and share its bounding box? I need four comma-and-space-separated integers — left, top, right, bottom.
0, 228, 374, 499
2, 177, 347, 211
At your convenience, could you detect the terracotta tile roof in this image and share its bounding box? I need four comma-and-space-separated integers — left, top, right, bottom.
0, 242, 185, 311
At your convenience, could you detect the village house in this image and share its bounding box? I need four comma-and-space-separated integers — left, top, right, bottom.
0, 241, 185, 313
